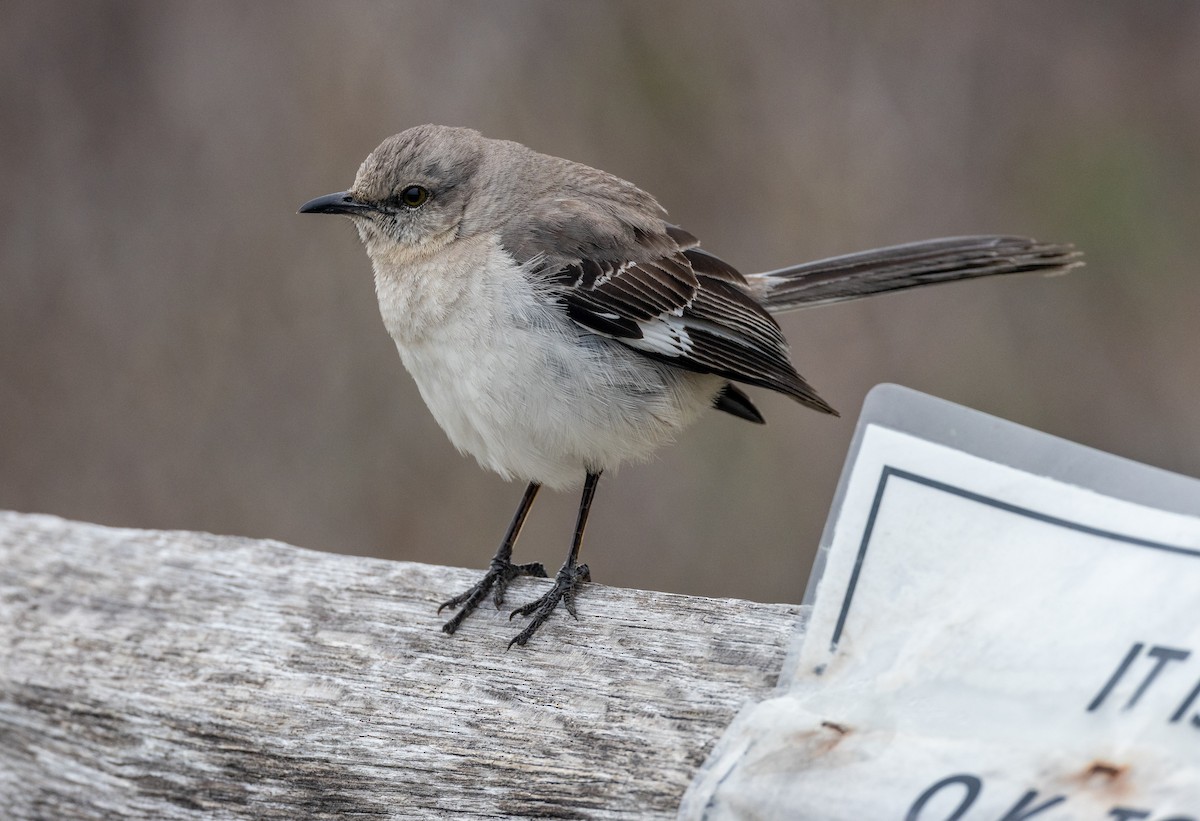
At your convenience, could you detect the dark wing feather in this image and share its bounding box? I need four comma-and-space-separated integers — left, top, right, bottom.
713, 383, 764, 423
497, 165, 834, 415
537, 237, 837, 416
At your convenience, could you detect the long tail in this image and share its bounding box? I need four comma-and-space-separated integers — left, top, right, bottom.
747, 235, 1082, 314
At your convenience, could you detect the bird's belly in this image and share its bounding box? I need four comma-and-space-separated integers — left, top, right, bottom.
395, 326, 721, 490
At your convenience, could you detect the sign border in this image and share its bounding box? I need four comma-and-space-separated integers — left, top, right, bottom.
804, 384, 1200, 609
783, 384, 1200, 684
830, 464, 1200, 650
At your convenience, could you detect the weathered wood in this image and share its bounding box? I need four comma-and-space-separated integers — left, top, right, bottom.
0, 510, 804, 820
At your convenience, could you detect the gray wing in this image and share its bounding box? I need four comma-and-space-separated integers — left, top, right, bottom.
507, 205, 836, 415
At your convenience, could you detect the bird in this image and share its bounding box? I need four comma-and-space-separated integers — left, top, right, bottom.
299, 124, 1081, 647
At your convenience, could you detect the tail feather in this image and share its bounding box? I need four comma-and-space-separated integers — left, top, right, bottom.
748, 235, 1082, 314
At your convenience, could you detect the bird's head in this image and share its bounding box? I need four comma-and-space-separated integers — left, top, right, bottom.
299, 124, 493, 259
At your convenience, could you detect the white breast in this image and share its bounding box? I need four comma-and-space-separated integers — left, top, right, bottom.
370, 235, 722, 490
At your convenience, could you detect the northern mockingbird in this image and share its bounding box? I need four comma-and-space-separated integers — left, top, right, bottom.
300, 124, 1080, 647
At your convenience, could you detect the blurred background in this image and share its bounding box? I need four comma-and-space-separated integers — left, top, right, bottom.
2, 2, 1197, 604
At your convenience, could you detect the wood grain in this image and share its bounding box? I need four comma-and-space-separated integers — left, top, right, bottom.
0, 511, 804, 820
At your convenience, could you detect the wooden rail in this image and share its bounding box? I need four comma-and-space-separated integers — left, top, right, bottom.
0, 510, 803, 819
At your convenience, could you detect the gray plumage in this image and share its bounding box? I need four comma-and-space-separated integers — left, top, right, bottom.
300, 124, 1081, 646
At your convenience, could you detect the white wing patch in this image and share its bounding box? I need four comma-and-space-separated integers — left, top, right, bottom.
627, 316, 694, 358
595, 261, 634, 288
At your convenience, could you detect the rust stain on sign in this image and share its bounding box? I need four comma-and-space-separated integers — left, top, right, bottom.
1068, 760, 1133, 801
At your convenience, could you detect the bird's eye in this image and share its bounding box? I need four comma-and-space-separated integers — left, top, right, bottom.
400, 185, 430, 208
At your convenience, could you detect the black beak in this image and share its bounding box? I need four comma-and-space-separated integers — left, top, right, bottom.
298, 191, 375, 216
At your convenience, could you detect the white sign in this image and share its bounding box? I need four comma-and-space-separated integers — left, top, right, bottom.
682, 386, 1200, 821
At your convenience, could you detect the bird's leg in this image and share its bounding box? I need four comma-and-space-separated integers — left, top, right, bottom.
439, 482, 545, 635
508, 471, 601, 648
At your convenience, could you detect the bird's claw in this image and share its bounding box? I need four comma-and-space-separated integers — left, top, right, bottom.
439, 558, 547, 635
507, 562, 591, 648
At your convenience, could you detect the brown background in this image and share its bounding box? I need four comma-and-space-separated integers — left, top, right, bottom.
2, 2, 1197, 604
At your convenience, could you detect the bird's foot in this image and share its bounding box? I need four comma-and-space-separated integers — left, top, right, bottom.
439, 557, 547, 635
507, 562, 591, 648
